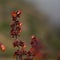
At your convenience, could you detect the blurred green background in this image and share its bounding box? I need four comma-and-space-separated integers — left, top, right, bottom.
0, 0, 60, 60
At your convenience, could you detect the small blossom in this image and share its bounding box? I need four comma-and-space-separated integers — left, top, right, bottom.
31, 35, 45, 51
13, 39, 20, 47
0, 44, 6, 52
13, 39, 25, 48
19, 22, 22, 27
16, 10, 22, 17
31, 35, 36, 39
14, 50, 22, 56
11, 12, 17, 17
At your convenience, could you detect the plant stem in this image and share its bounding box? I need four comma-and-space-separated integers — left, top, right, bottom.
16, 55, 20, 60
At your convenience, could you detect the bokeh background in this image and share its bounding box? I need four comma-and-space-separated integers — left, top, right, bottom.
0, 0, 60, 60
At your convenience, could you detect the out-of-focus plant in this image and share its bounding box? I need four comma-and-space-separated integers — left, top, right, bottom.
57, 52, 60, 60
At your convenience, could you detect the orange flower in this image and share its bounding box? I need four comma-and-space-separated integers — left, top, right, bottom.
0, 44, 6, 52
11, 12, 17, 17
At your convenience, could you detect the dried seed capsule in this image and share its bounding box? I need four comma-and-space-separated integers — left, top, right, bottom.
11, 11, 17, 21
31, 35, 36, 39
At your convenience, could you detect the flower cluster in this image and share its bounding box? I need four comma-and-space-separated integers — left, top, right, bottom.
14, 49, 27, 56
31, 35, 45, 52
11, 10, 22, 21
10, 10, 22, 38
13, 39, 25, 47
30, 35, 47, 59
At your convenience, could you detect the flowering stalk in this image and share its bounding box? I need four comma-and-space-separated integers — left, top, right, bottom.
10, 10, 23, 60
10, 10, 45, 60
